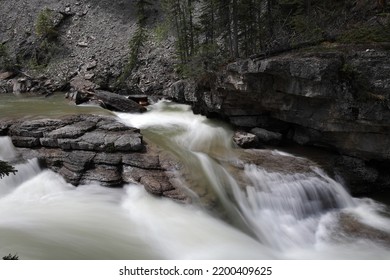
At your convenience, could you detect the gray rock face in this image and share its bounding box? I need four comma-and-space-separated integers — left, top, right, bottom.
0, 73, 64, 95
232, 131, 259, 148
69, 76, 98, 95
1, 1, 135, 89
334, 156, 379, 194
1, 114, 189, 202
250, 128, 282, 145
168, 46, 390, 195
0, 0, 177, 95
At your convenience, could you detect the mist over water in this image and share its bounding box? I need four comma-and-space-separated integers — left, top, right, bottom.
1, 101, 390, 259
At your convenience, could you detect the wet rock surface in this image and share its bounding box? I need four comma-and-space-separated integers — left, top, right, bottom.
337, 212, 390, 247
0, 114, 189, 202
235, 149, 317, 175
168, 45, 390, 195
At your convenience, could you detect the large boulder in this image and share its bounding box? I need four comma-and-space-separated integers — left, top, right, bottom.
232, 131, 259, 148
1, 115, 189, 202
93, 90, 146, 113
67, 76, 146, 113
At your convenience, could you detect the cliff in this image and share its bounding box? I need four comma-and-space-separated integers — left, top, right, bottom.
166, 44, 390, 195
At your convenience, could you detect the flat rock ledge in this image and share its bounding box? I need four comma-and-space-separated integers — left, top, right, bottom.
0, 114, 189, 202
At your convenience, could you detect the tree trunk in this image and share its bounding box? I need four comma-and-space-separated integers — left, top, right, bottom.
188, 0, 194, 56
267, 0, 274, 38
306, 0, 311, 16
232, 0, 239, 57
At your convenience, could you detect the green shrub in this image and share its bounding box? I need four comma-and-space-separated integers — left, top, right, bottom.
153, 21, 170, 42
116, 26, 147, 87
35, 8, 58, 40
27, 35, 60, 70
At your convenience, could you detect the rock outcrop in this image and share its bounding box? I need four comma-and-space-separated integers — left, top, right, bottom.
0, 114, 189, 202
167, 44, 390, 195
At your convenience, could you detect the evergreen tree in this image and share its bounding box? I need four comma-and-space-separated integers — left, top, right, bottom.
2, 253, 19, 260
118, 0, 153, 85
0, 160, 17, 179
161, 0, 368, 78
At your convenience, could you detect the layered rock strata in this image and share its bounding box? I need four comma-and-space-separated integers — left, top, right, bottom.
0, 114, 188, 202
166, 45, 390, 194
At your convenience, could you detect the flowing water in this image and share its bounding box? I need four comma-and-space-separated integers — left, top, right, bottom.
0, 97, 390, 259
0, 93, 112, 118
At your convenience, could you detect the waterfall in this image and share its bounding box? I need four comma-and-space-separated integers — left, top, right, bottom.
231, 164, 355, 250
0, 137, 42, 197
116, 100, 390, 259
0, 135, 272, 259
0, 137, 18, 161
0, 100, 389, 259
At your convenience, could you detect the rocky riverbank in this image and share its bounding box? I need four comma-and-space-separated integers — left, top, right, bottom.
166, 44, 390, 195
0, 114, 189, 202
2, 1, 390, 196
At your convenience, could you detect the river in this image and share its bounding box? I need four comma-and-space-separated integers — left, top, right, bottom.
0, 95, 389, 259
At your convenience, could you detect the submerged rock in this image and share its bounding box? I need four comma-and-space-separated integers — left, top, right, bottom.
337, 212, 390, 247
233, 149, 317, 175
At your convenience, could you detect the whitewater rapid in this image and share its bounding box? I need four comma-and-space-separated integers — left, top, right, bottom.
0, 100, 389, 259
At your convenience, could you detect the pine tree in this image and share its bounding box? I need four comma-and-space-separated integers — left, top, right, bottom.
0, 160, 17, 179
160, 0, 335, 78
118, 0, 153, 85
